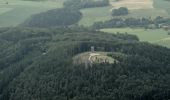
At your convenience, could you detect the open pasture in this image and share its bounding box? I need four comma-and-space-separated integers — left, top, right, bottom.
0, 0, 63, 27
153, 0, 170, 14
101, 28, 170, 48
79, 6, 112, 26
79, 0, 170, 26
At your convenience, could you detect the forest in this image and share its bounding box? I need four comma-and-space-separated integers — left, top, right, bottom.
22, 8, 82, 28
112, 7, 129, 16
0, 27, 170, 100
63, 0, 109, 9
0, 0, 170, 100
22, 0, 110, 28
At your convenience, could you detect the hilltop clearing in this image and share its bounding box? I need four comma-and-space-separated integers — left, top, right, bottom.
73, 52, 116, 66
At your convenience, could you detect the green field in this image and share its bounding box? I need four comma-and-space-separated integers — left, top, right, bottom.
0, 0, 63, 27
126, 9, 170, 18
78, 0, 170, 26
101, 28, 170, 48
79, 7, 170, 26
153, 0, 170, 14
1, 0, 170, 27
78, 6, 112, 26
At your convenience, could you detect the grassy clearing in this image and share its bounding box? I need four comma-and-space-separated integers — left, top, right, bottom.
73, 52, 116, 65
0, 8, 13, 15
100, 28, 170, 48
0, 0, 63, 27
78, 6, 112, 26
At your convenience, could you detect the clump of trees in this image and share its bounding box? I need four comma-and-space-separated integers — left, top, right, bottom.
92, 16, 170, 29
21, 0, 111, 28
168, 31, 170, 35
112, 7, 129, 16
63, 0, 110, 9
22, 8, 82, 28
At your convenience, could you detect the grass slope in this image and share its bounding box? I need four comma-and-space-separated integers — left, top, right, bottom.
0, 0, 63, 27
153, 0, 170, 14
79, 6, 112, 26
79, 0, 170, 27
101, 28, 170, 48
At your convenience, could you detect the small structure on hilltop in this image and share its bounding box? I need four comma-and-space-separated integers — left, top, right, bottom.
91, 46, 95, 52
73, 46, 117, 68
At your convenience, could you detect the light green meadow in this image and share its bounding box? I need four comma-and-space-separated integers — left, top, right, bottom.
0, 0, 63, 27
101, 28, 170, 48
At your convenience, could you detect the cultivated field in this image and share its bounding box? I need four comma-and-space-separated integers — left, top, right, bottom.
101, 28, 170, 48
111, 0, 153, 10
0, 0, 63, 27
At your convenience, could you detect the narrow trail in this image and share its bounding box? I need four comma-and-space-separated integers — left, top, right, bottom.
88, 53, 100, 63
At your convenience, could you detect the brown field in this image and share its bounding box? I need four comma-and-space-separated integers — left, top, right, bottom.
111, 0, 153, 10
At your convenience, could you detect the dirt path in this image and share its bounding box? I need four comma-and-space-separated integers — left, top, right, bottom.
88, 53, 100, 63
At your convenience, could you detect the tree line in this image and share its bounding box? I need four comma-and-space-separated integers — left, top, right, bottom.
21, 0, 111, 28
92, 16, 170, 29
22, 8, 82, 28
63, 0, 110, 9
112, 7, 129, 16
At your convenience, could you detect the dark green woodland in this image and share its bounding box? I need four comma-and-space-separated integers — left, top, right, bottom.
0, 27, 170, 100
1, 0, 170, 100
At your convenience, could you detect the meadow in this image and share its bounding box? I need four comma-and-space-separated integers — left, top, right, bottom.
78, 6, 112, 26
153, 0, 170, 14
79, 0, 170, 48
0, 0, 63, 27
100, 28, 170, 48
79, 0, 170, 26
1, 0, 170, 27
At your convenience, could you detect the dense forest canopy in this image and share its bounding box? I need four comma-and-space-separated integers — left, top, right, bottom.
63, 0, 110, 9
1, 0, 170, 99
22, 8, 82, 28
112, 7, 129, 16
0, 27, 170, 100
92, 17, 170, 29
